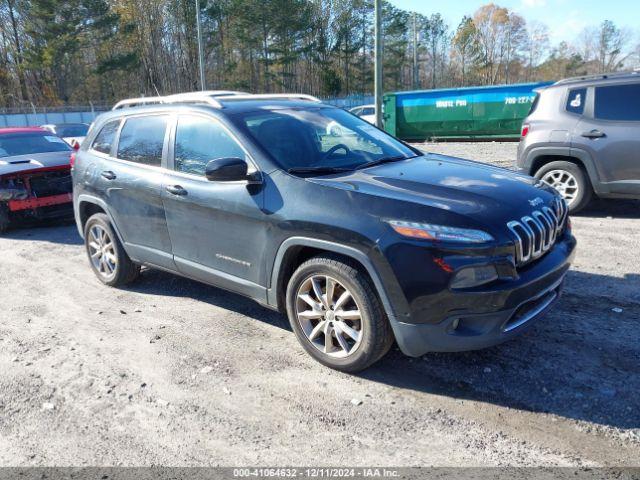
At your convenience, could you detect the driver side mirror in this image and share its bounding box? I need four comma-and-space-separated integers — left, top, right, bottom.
205, 157, 261, 183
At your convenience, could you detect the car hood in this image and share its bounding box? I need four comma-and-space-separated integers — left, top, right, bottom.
307, 154, 558, 221
0, 151, 72, 176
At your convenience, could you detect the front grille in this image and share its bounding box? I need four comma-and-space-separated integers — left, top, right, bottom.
507, 197, 567, 266
29, 171, 72, 198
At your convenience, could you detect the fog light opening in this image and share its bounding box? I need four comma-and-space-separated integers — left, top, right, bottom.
450, 265, 499, 289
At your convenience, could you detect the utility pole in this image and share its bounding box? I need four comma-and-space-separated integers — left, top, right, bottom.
412, 12, 418, 89
195, 0, 206, 91
374, 0, 383, 128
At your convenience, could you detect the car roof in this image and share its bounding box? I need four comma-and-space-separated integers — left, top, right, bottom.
0, 127, 47, 135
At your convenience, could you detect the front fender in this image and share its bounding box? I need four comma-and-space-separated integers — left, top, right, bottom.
267, 236, 414, 348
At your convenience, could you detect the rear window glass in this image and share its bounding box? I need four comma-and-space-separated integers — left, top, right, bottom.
56, 124, 89, 137
116, 116, 168, 166
528, 94, 540, 115
595, 84, 640, 121
0, 132, 71, 158
566, 88, 586, 115
91, 120, 120, 155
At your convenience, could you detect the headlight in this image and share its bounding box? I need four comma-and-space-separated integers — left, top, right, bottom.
388, 220, 494, 244
450, 265, 498, 289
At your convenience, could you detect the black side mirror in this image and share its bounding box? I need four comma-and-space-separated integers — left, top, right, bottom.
205, 157, 260, 183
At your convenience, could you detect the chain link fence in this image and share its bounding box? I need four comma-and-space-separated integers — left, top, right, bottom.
0, 104, 111, 128
0, 95, 373, 127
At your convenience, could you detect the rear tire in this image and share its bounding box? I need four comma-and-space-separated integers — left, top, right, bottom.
535, 161, 593, 213
285, 254, 393, 372
84, 213, 140, 287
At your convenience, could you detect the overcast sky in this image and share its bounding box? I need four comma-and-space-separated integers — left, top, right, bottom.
389, 0, 637, 45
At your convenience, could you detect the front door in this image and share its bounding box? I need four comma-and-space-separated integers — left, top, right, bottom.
161, 113, 268, 299
572, 83, 640, 195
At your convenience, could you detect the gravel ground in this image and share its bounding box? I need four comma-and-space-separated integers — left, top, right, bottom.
0, 143, 639, 467
416, 141, 519, 170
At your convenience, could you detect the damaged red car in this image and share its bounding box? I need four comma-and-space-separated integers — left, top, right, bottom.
0, 127, 74, 233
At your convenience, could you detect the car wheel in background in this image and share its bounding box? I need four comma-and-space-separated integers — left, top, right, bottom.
0, 203, 9, 234
84, 213, 140, 287
535, 160, 593, 213
286, 254, 394, 372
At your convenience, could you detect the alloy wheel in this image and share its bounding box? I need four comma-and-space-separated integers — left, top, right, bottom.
541, 169, 580, 206
295, 275, 363, 358
87, 224, 117, 278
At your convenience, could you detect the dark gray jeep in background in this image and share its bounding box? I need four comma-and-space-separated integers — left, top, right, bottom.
517, 71, 640, 212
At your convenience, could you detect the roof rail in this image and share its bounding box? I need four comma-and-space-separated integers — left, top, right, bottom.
554, 70, 639, 86
112, 96, 166, 110
220, 93, 321, 103
112, 92, 321, 110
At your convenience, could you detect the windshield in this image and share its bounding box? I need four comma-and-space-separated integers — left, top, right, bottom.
56, 124, 89, 137
0, 133, 72, 158
232, 107, 418, 172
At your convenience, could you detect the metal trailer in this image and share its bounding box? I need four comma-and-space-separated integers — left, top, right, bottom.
383, 82, 553, 142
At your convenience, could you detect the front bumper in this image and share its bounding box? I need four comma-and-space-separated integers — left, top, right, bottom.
391, 235, 576, 356
8, 193, 72, 212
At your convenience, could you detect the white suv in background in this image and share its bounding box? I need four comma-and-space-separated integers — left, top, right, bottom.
349, 105, 376, 124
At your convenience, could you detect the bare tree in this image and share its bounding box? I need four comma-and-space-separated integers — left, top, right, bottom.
525, 21, 549, 81
596, 20, 631, 72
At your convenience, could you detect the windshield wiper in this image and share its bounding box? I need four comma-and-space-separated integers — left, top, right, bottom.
355, 155, 417, 170
287, 166, 353, 175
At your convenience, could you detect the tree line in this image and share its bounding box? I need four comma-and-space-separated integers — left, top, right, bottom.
1, 0, 638, 109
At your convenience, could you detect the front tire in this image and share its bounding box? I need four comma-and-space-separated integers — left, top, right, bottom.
84, 213, 140, 287
535, 161, 593, 213
286, 255, 393, 372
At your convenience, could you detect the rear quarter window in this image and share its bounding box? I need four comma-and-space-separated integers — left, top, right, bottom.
91, 120, 120, 155
566, 88, 587, 115
595, 84, 640, 121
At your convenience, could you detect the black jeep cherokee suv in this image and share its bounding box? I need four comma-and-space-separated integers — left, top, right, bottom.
73, 93, 576, 372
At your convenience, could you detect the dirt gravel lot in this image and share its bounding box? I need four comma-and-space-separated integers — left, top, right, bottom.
0, 143, 639, 467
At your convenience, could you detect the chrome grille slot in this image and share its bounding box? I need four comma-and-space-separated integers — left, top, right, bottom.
507, 198, 567, 266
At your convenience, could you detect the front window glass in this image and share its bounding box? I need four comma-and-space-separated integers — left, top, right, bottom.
117, 115, 168, 166
174, 115, 246, 176
232, 107, 417, 172
0, 132, 72, 158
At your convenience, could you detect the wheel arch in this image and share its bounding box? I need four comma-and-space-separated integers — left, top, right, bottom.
268, 237, 399, 326
526, 147, 603, 194
76, 195, 126, 244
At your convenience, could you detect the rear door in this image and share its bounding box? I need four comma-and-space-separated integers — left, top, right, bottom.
93, 113, 175, 269
161, 113, 267, 299
573, 83, 640, 195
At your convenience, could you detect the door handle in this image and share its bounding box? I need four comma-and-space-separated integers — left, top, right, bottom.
581, 129, 606, 139
101, 170, 116, 180
165, 184, 188, 196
